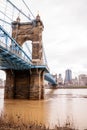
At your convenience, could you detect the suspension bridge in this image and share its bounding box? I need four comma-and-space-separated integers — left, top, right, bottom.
0, 0, 57, 99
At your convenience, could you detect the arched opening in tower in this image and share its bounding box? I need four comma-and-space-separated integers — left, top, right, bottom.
22, 40, 32, 59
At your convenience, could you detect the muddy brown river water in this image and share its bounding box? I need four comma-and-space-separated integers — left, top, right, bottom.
0, 88, 87, 130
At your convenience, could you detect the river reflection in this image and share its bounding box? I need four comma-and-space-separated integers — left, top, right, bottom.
0, 88, 87, 130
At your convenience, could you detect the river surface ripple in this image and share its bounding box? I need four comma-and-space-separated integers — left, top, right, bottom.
0, 88, 87, 130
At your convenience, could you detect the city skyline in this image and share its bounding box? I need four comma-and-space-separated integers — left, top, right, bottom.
29, 0, 87, 78
0, 0, 87, 78
0, 68, 87, 81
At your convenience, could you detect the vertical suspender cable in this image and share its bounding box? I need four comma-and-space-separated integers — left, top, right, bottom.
25, 42, 32, 58
0, 10, 13, 22
42, 43, 48, 65
12, 6, 15, 21
6, 0, 31, 21
3, 0, 7, 27
21, 0, 35, 19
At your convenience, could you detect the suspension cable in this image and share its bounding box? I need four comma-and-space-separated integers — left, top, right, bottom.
21, 0, 35, 19
11, 6, 15, 21
0, 3, 15, 16
0, 10, 13, 22
6, 0, 31, 21
42, 44, 48, 65
0, 19, 11, 25
3, 0, 7, 22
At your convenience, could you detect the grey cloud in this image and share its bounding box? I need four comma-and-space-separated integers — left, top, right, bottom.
57, 46, 87, 65
11, 0, 87, 76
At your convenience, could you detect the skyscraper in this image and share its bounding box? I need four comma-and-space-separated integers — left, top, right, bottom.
57, 74, 63, 85
64, 69, 72, 84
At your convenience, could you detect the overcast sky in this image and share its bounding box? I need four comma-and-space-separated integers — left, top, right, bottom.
30, 0, 87, 78
1, 0, 87, 79
27, 0, 87, 76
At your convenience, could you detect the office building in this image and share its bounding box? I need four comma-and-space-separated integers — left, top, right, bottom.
64, 69, 72, 85
57, 74, 63, 86
78, 74, 87, 86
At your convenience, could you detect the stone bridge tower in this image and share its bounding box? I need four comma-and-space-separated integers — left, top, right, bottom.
12, 14, 44, 64
4, 15, 45, 100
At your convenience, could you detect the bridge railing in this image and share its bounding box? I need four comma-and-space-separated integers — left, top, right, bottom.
0, 25, 32, 64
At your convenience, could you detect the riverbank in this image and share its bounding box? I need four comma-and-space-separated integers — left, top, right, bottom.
46, 86, 87, 89
0, 114, 76, 130
0, 89, 87, 129
58, 86, 87, 89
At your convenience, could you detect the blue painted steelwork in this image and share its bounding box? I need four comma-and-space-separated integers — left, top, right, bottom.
0, 25, 57, 85
0, 1, 57, 85
0, 25, 50, 71
44, 73, 57, 85
0, 25, 32, 69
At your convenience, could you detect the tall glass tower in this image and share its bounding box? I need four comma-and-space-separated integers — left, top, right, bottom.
64, 69, 72, 83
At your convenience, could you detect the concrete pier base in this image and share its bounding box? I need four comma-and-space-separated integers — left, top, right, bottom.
29, 69, 44, 100
4, 69, 44, 100
4, 70, 15, 99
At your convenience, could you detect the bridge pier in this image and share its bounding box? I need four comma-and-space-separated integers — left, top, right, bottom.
4, 69, 45, 100
4, 15, 47, 100
29, 69, 44, 99
4, 70, 15, 99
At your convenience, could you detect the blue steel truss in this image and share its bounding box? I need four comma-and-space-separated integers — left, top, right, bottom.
0, 25, 57, 85
44, 73, 57, 85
